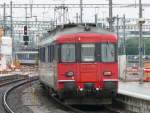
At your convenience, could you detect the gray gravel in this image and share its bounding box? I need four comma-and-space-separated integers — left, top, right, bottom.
0, 86, 8, 113
7, 82, 34, 113
0, 80, 29, 113
2, 80, 129, 113
21, 81, 69, 113
6, 81, 69, 113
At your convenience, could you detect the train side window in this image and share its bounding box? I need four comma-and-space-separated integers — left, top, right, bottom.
61, 44, 75, 62
45, 47, 48, 63
101, 43, 115, 62
54, 44, 59, 61
39, 48, 42, 61
81, 44, 95, 62
51, 45, 54, 62
43, 47, 46, 62
40, 47, 45, 62
48, 45, 51, 62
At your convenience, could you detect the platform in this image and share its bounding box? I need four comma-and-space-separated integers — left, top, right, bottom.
0, 71, 26, 77
118, 81, 150, 101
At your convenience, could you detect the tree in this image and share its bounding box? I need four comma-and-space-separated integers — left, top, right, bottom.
125, 38, 150, 55
126, 38, 138, 55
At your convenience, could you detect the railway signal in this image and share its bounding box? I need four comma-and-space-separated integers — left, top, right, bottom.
23, 36, 29, 45
23, 35, 29, 41
24, 41, 28, 45
23, 25, 29, 45
23, 35, 29, 45
24, 25, 27, 35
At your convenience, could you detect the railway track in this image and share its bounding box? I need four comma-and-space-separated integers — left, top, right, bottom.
0, 75, 38, 113
50, 93, 122, 113
50, 94, 85, 113
0, 77, 27, 87
0, 75, 28, 113
0, 76, 123, 113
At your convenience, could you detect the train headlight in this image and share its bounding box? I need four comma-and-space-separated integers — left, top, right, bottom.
103, 71, 112, 76
65, 71, 74, 77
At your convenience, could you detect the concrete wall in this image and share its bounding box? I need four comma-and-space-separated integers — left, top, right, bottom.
118, 55, 127, 80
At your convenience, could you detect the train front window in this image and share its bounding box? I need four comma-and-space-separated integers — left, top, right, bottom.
81, 44, 95, 62
101, 43, 115, 62
61, 44, 75, 62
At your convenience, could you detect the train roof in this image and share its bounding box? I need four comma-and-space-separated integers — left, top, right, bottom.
39, 23, 117, 46
47, 23, 114, 35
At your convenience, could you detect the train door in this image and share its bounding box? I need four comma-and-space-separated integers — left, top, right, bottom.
78, 43, 100, 84
57, 43, 77, 88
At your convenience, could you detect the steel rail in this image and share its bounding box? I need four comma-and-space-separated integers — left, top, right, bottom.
50, 93, 122, 113
0, 75, 28, 87
0, 78, 26, 87
51, 94, 123, 113
50, 94, 85, 113
105, 106, 122, 113
3, 77, 38, 113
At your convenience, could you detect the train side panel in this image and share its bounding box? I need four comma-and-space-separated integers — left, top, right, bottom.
39, 62, 55, 88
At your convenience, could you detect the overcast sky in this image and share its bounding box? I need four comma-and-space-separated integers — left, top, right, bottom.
0, 0, 150, 23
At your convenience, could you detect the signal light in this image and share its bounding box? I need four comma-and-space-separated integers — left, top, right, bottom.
23, 35, 29, 41
23, 26, 29, 46
24, 41, 28, 45
24, 25, 27, 35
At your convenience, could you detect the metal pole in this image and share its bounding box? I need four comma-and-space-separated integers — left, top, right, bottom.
144, 42, 146, 55
30, 4, 32, 17
3, 3, 6, 36
80, 0, 83, 23
35, 16, 37, 24
10, 2, 13, 38
95, 14, 98, 25
139, 0, 143, 82
109, 0, 113, 31
54, 8, 56, 25
116, 15, 119, 37
123, 14, 126, 55
76, 13, 79, 24
25, 7, 27, 26
10, 1, 14, 59
62, 6, 64, 24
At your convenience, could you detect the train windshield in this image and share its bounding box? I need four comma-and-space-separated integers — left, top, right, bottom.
101, 43, 115, 62
81, 44, 95, 62
61, 44, 75, 62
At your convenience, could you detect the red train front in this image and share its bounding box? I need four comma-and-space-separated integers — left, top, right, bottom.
39, 24, 118, 105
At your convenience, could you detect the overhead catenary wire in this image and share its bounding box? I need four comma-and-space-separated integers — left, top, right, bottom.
0, 3, 150, 8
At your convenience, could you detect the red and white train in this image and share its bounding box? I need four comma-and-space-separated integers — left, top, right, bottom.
39, 24, 118, 105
